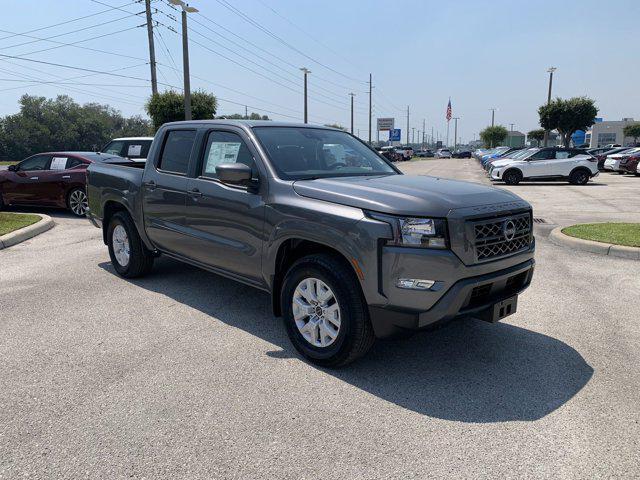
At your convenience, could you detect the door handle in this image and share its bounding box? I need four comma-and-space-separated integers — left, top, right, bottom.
29, 176, 39, 180
190, 188, 203, 198
62, 175, 71, 179
144, 180, 156, 190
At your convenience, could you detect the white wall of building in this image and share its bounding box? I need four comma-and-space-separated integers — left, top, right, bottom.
589, 118, 638, 147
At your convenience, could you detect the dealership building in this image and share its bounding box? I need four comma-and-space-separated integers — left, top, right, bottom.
586, 118, 638, 147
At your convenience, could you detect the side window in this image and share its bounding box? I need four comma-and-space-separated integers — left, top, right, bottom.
555, 150, 570, 160
158, 130, 196, 175
530, 150, 552, 160
201, 130, 255, 178
66, 158, 83, 169
103, 141, 124, 156
19, 155, 50, 171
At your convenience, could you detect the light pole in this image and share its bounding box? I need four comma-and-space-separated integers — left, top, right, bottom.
144, 0, 158, 95
348, 92, 355, 134
169, 0, 198, 120
406, 105, 410, 145
489, 108, 496, 127
452, 117, 460, 151
543, 67, 556, 146
300, 67, 310, 123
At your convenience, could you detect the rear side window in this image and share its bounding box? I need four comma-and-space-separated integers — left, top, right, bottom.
125, 140, 152, 158
158, 130, 196, 174
19, 155, 50, 171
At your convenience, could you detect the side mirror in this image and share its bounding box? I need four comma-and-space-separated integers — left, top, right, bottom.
8, 164, 17, 171
216, 162, 253, 186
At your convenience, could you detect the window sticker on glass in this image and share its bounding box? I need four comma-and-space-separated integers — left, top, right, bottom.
128, 144, 142, 157
205, 142, 241, 174
50, 157, 68, 170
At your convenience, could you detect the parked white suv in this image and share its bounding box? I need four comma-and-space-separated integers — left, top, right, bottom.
435, 148, 452, 158
489, 147, 598, 185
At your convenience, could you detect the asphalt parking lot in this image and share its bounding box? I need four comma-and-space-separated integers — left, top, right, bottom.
1, 159, 639, 479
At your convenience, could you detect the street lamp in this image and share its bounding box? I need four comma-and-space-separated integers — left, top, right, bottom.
169, 0, 198, 120
543, 67, 556, 146
300, 67, 310, 123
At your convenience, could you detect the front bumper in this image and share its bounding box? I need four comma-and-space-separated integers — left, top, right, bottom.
369, 258, 535, 338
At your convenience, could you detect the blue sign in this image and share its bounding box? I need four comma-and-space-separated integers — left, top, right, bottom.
389, 129, 401, 141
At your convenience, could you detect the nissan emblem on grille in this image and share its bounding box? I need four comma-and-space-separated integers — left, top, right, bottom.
472, 213, 532, 262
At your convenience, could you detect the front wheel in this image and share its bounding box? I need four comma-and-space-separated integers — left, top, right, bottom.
281, 254, 375, 367
107, 211, 154, 278
67, 187, 88, 216
503, 170, 522, 185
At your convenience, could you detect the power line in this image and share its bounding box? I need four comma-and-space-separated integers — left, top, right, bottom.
5, 26, 145, 61
2, 13, 143, 50
0, 1, 138, 41
213, 0, 363, 84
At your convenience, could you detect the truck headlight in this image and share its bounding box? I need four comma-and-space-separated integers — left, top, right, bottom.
366, 212, 448, 249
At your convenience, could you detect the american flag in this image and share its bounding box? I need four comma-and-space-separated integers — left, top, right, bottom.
446, 98, 452, 122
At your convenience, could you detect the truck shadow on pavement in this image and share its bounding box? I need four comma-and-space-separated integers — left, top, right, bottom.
99, 257, 593, 424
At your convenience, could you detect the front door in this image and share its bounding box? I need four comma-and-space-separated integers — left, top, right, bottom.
184, 128, 266, 285
3, 154, 52, 205
142, 129, 196, 255
525, 149, 556, 178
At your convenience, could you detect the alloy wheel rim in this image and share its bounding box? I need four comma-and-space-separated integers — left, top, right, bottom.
70, 190, 88, 215
292, 277, 341, 348
112, 224, 130, 267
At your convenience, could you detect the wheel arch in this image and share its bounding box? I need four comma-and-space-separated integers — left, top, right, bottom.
270, 238, 363, 317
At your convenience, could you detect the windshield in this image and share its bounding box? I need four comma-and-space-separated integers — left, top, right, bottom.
252, 127, 397, 180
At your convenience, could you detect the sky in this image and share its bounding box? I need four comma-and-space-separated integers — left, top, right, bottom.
0, 0, 638, 144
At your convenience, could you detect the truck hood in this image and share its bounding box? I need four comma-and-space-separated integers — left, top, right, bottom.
292, 174, 524, 217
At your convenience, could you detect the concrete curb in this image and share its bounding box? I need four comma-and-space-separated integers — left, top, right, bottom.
0, 214, 54, 250
549, 226, 640, 260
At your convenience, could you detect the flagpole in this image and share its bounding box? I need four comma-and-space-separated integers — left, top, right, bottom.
446, 121, 450, 147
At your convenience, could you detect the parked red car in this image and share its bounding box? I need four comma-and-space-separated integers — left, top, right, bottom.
619, 153, 640, 175
0, 151, 129, 216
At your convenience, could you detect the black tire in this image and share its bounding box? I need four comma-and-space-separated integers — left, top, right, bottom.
0, 192, 4, 210
569, 169, 590, 185
503, 170, 522, 185
280, 254, 375, 368
617, 171, 625, 175
107, 211, 154, 278
67, 187, 88, 216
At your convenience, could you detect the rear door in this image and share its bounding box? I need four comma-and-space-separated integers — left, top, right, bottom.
552, 148, 575, 176
3, 154, 52, 204
41, 156, 86, 206
142, 129, 196, 255
183, 127, 266, 284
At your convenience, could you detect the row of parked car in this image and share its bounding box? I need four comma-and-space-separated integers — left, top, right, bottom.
0, 137, 153, 216
376, 146, 473, 162
473, 144, 640, 185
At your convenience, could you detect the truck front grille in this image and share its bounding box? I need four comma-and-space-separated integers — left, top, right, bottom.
472, 213, 532, 262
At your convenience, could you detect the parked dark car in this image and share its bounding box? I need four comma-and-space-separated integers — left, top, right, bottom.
415, 149, 434, 158
86, 120, 535, 367
0, 151, 131, 216
594, 147, 633, 170
452, 150, 472, 158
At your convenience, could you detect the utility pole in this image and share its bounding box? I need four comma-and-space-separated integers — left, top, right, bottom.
543, 67, 556, 146
144, 0, 158, 95
412, 127, 415, 144
422, 119, 426, 148
245, 105, 248, 119
431, 126, 434, 147
490, 108, 496, 127
406, 105, 410, 144
172, 1, 198, 120
349, 92, 355, 134
300, 67, 310, 123
453, 117, 460, 151
368, 74, 372, 144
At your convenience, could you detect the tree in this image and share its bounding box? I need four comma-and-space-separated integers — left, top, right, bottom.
527, 129, 545, 146
623, 123, 640, 145
0, 94, 152, 161
538, 97, 598, 148
479, 125, 508, 148
324, 123, 346, 131
215, 112, 270, 120
145, 90, 217, 129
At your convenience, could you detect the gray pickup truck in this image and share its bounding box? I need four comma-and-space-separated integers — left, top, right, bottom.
86, 120, 535, 366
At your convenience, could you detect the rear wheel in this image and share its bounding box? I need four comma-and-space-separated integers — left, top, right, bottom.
281, 254, 375, 367
107, 211, 154, 278
569, 169, 590, 185
67, 187, 88, 216
503, 170, 522, 185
